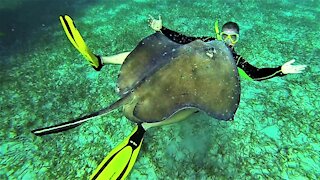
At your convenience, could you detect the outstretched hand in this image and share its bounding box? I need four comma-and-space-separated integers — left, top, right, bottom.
148, 15, 162, 31
281, 59, 307, 74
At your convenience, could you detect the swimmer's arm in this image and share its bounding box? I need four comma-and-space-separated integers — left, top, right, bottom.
148, 15, 214, 44
235, 55, 286, 81
160, 26, 215, 44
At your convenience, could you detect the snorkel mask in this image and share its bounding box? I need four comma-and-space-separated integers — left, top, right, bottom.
214, 20, 239, 46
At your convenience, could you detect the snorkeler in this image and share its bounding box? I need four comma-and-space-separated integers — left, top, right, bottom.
60, 15, 306, 81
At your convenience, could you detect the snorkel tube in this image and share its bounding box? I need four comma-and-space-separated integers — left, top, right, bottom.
214, 20, 222, 40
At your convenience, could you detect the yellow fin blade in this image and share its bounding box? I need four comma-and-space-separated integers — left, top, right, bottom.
90, 125, 145, 180
59, 15, 99, 68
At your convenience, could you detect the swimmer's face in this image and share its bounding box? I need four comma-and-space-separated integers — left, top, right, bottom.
221, 28, 239, 47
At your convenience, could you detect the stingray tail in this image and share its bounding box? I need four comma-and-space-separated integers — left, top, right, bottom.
31, 95, 130, 136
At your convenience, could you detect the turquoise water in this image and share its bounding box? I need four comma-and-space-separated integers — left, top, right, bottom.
1, 0, 319, 179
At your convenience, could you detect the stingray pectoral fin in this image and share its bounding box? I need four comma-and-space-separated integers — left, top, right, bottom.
90, 124, 145, 180
32, 95, 130, 136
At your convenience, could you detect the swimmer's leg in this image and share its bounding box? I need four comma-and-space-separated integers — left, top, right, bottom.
100, 52, 131, 65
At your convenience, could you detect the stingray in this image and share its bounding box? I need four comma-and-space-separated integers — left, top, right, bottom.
32, 31, 241, 179
32, 32, 241, 136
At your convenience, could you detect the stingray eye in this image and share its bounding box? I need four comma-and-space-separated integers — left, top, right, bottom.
205, 47, 216, 58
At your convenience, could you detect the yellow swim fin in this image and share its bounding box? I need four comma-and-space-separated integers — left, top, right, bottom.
59, 15, 102, 70
90, 124, 146, 180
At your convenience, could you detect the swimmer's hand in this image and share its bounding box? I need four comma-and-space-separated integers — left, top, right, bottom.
281, 59, 307, 74
148, 15, 162, 31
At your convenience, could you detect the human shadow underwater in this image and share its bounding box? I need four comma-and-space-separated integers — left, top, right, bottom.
32, 15, 306, 179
